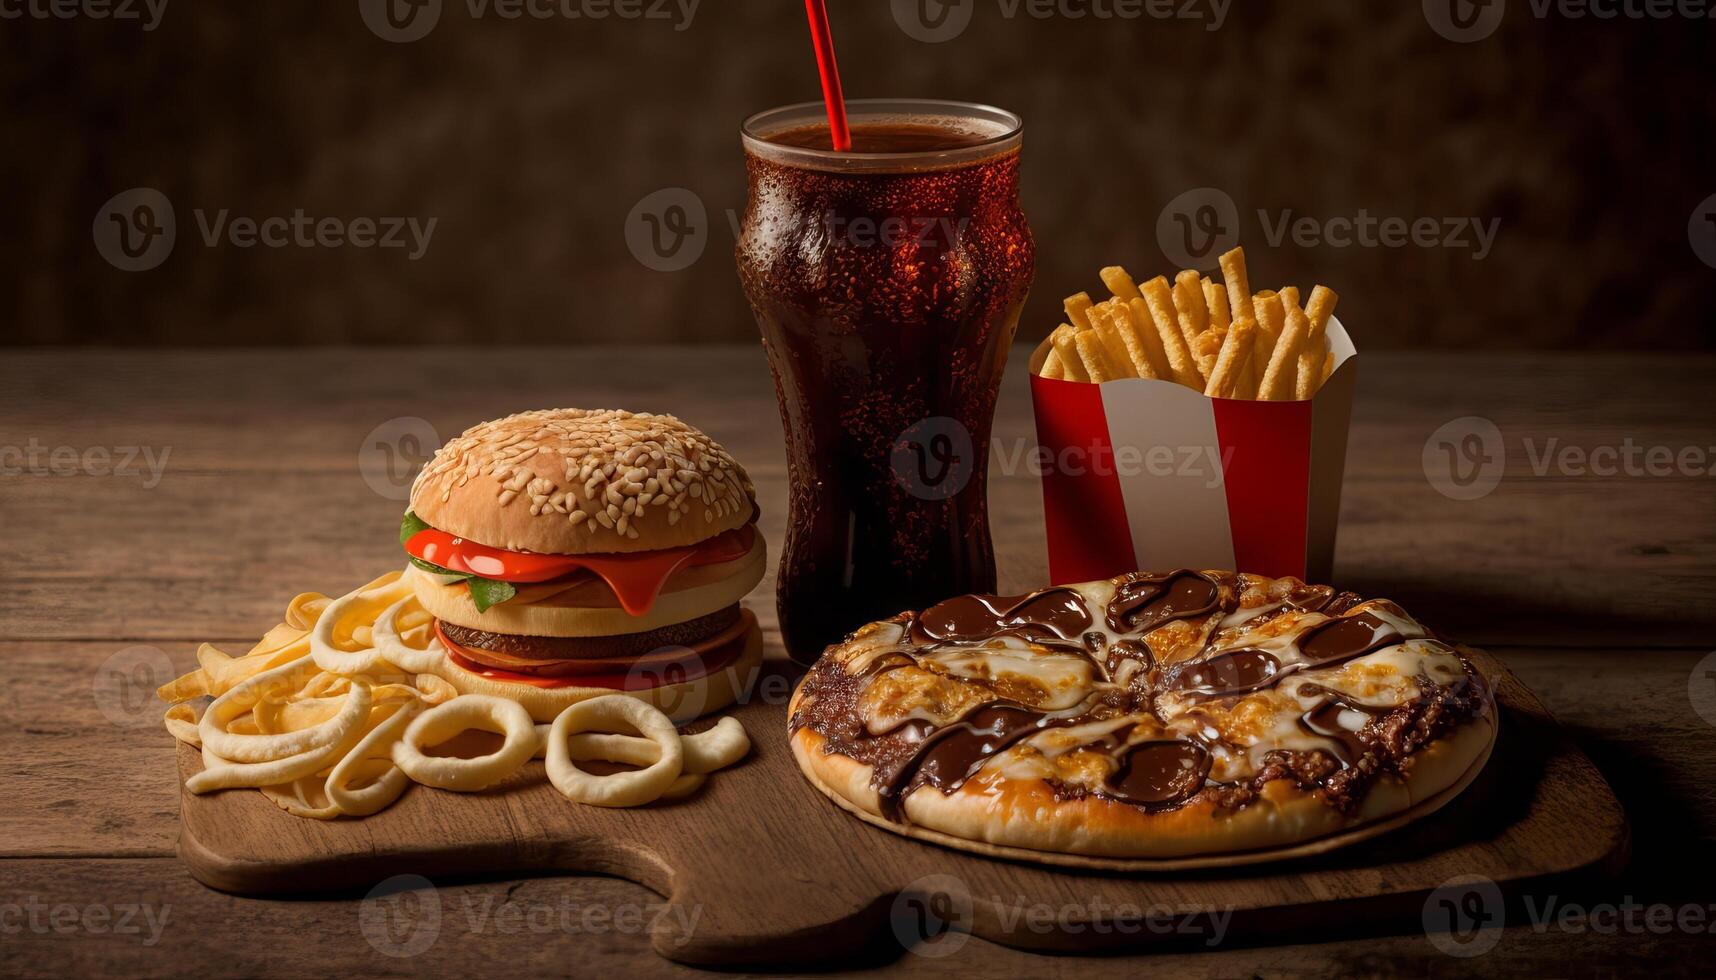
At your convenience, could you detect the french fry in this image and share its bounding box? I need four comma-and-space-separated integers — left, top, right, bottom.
1259, 299, 1308, 400
1095, 300, 1159, 380
1088, 306, 1138, 379
1295, 285, 1340, 400
1204, 315, 1257, 399
1218, 248, 1253, 392
1050, 251, 1345, 401
1247, 290, 1283, 397
1231, 355, 1260, 400
1063, 292, 1095, 332
1172, 271, 1210, 368
1040, 349, 1067, 380
1049, 324, 1089, 382
1194, 329, 1225, 366
1202, 279, 1232, 332
1218, 247, 1254, 339
1136, 279, 1203, 389
1074, 326, 1119, 383
1251, 290, 1284, 343
1099, 266, 1143, 302
1199, 275, 1233, 384
1115, 298, 1170, 380
1304, 284, 1339, 335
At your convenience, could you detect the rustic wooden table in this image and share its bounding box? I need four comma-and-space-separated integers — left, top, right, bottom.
3, 348, 1713, 977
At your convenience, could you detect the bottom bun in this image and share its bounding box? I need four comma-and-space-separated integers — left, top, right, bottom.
418, 617, 764, 723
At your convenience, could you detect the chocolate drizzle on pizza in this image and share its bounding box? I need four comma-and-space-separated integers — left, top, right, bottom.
1173, 648, 1281, 698
910, 589, 1093, 647
874, 703, 1083, 821
1105, 570, 1221, 634
1105, 739, 1213, 808
789, 571, 1491, 826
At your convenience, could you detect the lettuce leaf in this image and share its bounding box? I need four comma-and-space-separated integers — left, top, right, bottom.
399, 510, 518, 613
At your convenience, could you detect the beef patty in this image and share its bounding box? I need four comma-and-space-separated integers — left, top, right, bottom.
438, 604, 742, 673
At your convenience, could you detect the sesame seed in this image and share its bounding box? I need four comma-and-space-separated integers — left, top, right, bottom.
409, 408, 756, 544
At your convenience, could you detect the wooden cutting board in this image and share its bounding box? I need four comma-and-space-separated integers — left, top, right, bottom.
175, 650, 1626, 967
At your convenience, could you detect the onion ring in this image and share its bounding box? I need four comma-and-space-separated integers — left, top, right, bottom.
373, 596, 449, 674
199, 655, 372, 764
543, 695, 683, 807
392, 695, 537, 792
562, 716, 750, 775
188, 711, 369, 794
310, 588, 390, 675
327, 700, 423, 815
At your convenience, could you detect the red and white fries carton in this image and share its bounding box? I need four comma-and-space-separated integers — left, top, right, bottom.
1027, 320, 1357, 585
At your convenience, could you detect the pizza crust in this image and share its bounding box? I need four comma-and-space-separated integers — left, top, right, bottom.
790, 710, 1497, 870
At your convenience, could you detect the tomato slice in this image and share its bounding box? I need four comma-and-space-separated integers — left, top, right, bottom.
405, 524, 755, 617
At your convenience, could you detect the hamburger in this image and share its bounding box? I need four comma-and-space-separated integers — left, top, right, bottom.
400, 409, 766, 721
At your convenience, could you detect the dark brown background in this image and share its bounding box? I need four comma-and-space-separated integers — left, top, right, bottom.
4, 0, 1713, 348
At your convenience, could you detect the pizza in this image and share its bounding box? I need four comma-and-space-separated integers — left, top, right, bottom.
788, 570, 1496, 863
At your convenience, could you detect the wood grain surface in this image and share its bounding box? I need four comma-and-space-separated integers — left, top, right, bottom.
169, 649, 1617, 966
3, 348, 1714, 976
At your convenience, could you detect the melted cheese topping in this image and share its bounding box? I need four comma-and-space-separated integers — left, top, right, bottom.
837, 575, 1483, 790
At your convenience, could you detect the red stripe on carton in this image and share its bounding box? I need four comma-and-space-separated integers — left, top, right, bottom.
1029, 368, 1137, 584
1028, 319, 1358, 585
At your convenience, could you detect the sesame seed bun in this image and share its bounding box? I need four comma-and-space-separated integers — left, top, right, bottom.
410, 409, 758, 555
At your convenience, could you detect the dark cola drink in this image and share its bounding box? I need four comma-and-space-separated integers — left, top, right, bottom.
736, 100, 1035, 664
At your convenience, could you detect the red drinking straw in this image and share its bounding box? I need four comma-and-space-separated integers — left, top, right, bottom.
802, 0, 851, 151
